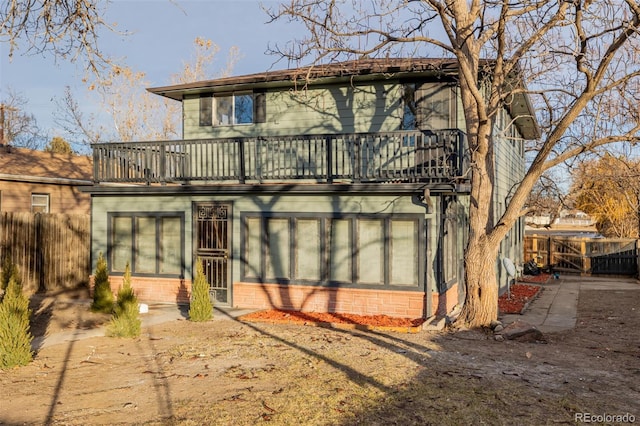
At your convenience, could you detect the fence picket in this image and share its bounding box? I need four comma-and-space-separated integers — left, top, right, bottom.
524, 235, 638, 276
0, 212, 90, 293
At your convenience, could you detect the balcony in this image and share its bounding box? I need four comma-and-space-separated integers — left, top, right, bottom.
92, 130, 468, 185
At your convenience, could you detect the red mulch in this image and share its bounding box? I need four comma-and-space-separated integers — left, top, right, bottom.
240, 309, 425, 328
499, 283, 542, 314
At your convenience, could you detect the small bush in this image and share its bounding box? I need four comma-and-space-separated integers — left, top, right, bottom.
0, 268, 33, 369
106, 263, 141, 338
1, 255, 17, 292
91, 252, 114, 313
188, 259, 213, 322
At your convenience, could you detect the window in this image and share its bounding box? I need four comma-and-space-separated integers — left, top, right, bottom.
108, 213, 184, 276
401, 83, 418, 130
242, 213, 424, 289
199, 91, 266, 127
401, 82, 454, 131
442, 197, 467, 289
31, 193, 49, 213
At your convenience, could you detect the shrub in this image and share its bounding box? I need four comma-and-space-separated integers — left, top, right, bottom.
1, 255, 17, 292
188, 258, 213, 322
91, 252, 114, 313
106, 263, 141, 338
0, 268, 33, 369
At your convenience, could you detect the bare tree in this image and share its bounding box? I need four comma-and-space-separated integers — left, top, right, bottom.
0, 89, 42, 148
526, 172, 569, 227
1, 0, 114, 73
55, 38, 239, 144
266, 1, 640, 327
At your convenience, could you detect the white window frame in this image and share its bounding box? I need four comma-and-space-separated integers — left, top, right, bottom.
31, 193, 50, 213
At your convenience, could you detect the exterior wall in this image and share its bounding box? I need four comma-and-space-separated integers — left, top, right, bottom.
107, 275, 191, 304
91, 191, 438, 318
182, 80, 463, 140
234, 282, 425, 318
0, 180, 90, 214
432, 281, 459, 317
493, 108, 526, 294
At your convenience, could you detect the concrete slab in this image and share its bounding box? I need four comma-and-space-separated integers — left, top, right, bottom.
502, 275, 640, 333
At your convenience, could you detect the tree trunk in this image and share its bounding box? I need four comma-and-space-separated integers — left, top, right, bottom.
457, 237, 501, 328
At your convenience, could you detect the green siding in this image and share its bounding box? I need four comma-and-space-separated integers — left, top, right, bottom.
184, 82, 407, 139
92, 193, 436, 288
493, 107, 526, 292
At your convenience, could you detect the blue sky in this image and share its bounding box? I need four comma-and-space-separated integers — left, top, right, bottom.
0, 0, 297, 140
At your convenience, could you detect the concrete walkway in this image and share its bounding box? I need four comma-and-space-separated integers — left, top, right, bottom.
32, 304, 256, 350
501, 275, 640, 333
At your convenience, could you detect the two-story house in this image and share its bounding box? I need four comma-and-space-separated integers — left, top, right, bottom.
88, 58, 538, 319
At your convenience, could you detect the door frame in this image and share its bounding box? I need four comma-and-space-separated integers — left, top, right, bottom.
192, 201, 233, 306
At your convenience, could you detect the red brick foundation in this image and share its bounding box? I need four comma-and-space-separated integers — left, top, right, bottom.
432, 282, 459, 317
90, 277, 458, 319
89, 276, 192, 304
233, 282, 426, 318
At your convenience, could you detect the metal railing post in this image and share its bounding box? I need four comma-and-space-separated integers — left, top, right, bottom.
159, 142, 167, 185
238, 139, 246, 184
326, 136, 333, 183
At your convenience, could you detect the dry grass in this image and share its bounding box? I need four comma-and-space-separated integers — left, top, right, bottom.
2, 289, 638, 425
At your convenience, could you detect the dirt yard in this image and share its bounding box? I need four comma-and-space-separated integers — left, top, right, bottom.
1, 285, 639, 425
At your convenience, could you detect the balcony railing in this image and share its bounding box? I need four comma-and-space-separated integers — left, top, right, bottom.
92, 130, 468, 185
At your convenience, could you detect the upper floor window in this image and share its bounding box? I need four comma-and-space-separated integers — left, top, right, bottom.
401, 82, 455, 131
31, 193, 49, 213
199, 90, 266, 127
401, 83, 418, 130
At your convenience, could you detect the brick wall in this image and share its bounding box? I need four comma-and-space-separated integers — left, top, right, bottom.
432, 282, 459, 316
233, 282, 426, 318
106, 276, 191, 304
91, 277, 457, 319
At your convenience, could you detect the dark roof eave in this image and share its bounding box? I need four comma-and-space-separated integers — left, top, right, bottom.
147, 58, 461, 101
83, 182, 462, 196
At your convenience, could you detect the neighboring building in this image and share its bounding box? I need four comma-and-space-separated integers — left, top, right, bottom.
525, 210, 600, 238
0, 145, 93, 214
88, 58, 538, 318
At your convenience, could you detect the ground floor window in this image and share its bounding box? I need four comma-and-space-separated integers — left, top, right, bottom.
441, 197, 467, 290
31, 193, 49, 213
241, 213, 425, 289
108, 212, 184, 277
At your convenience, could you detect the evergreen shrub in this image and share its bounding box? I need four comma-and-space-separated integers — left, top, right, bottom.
91, 252, 114, 313
1, 255, 17, 292
0, 267, 33, 369
106, 263, 141, 338
188, 259, 213, 322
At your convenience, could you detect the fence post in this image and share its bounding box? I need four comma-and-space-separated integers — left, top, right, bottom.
582, 239, 590, 274
637, 239, 640, 278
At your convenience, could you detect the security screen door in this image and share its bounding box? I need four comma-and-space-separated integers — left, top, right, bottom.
194, 203, 231, 304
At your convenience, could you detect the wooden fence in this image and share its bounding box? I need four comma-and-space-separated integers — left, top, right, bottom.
0, 212, 90, 293
524, 235, 638, 276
